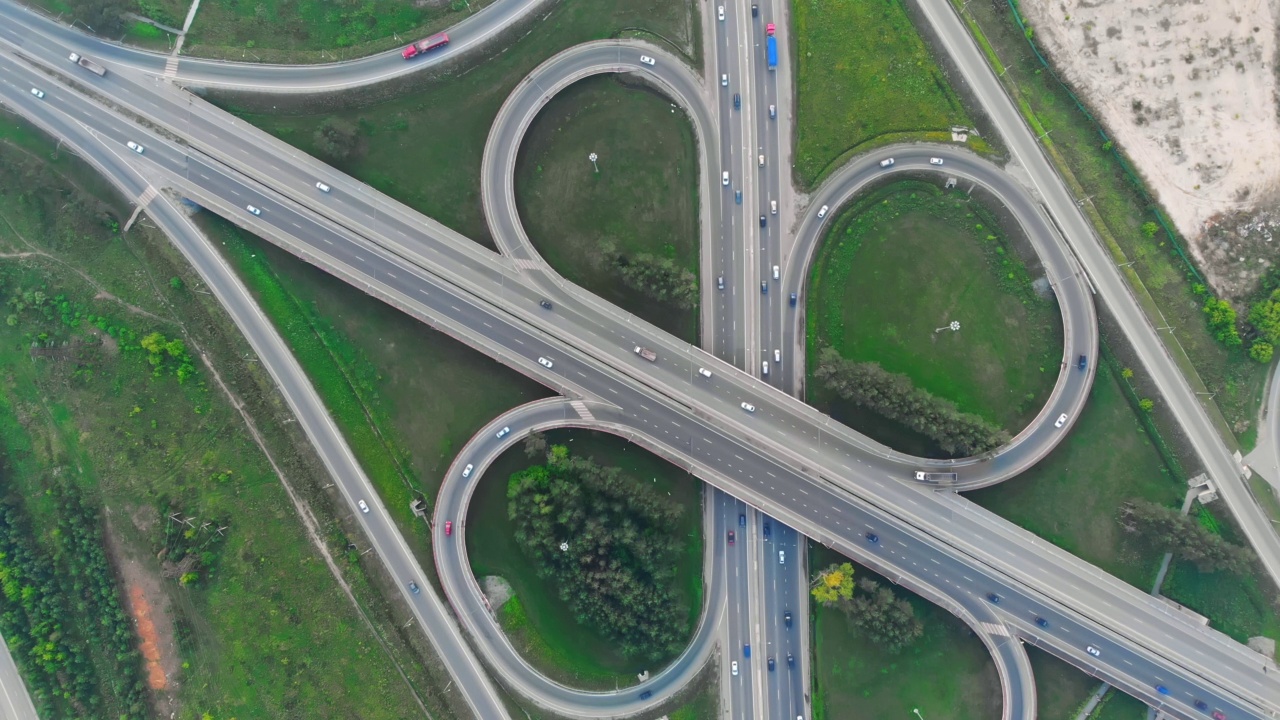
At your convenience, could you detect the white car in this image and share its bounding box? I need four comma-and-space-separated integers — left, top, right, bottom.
762, 361, 769, 376
246, 205, 261, 216
722, 171, 730, 186
496, 426, 511, 438
721, 73, 729, 87
879, 157, 894, 168
462, 463, 475, 478
126, 141, 144, 154
769, 104, 776, 119
779, 550, 786, 564
817, 205, 829, 218
772, 265, 779, 280
731, 660, 739, 676
640, 55, 655, 66
315, 181, 331, 192
538, 356, 554, 368
740, 402, 756, 413
30, 88, 44, 99
929, 157, 944, 165
758, 154, 765, 167
1086, 645, 1100, 657
774, 349, 781, 363
718, 5, 725, 20
1054, 413, 1069, 428
698, 367, 713, 378
358, 499, 370, 513
771, 200, 777, 215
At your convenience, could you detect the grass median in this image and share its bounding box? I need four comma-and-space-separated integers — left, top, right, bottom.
791, 0, 983, 188
805, 179, 1061, 454
515, 75, 699, 342
469, 429, 704, 688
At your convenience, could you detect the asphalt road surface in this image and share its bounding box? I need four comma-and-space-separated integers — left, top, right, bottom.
1, 4, 1278, 719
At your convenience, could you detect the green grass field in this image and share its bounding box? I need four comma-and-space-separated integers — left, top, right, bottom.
968, 361, 1179, 589
806, 181, 1061, 445
0, 122, 448, 717
470, 430, 704, 687
809, 548, 1000, 720
236, 0, 698, 248
212, 220, 549, 591
1028, 648, 1100, 720
955, 0, 1266, 440
791, 0, 979, 187
515, 75, 699, 342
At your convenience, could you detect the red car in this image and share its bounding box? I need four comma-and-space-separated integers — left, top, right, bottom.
1212, 712, 1227, 720
727, 530, 735, 545
444, 520, 453, 536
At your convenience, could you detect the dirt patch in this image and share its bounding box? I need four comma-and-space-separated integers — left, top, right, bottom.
101, 512, 182, 715
1020, 0, 1280, 298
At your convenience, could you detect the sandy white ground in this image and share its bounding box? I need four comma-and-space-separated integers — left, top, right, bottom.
1019, 0, 1280, 298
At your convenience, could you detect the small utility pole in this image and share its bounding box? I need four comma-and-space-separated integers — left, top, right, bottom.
588, 152, 599, 173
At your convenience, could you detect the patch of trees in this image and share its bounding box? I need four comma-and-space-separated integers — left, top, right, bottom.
158, 504, 228, 587
0, 482, 147, 718
507, 444, 688, 661
600, 241, 698, 310
813, 348, 1009, 456
1119, 499, 1256, 575
313, 118, 362, 163
810, 562, 923, 654
3, 276, 200, 387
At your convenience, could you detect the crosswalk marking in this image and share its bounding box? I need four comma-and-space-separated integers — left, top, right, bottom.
163, 56, 180, 78
980, 622, 1009, 637
137, 185, 158, 206
569, 401, 594, 421
513, 258, 542, 270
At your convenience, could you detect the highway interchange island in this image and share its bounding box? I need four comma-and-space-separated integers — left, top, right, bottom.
0, 0, 1278, 719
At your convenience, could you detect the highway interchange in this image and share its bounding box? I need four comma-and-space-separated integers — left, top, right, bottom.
0, 1, 1278, 719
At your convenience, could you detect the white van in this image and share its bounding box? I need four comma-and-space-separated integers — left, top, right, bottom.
772, 265, 779, 280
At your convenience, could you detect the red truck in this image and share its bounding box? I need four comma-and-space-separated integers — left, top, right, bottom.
765, 22, 775, 36
402, 32, 449, 60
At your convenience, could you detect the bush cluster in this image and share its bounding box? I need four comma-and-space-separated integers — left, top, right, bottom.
813, 347, 1009, 456
506, 444, 688, 661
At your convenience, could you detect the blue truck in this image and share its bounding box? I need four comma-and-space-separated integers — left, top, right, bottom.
766, 36, 777, 70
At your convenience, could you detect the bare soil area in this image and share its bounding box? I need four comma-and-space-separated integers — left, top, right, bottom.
1020, 0, 1280, 298
102, 512, 182, 716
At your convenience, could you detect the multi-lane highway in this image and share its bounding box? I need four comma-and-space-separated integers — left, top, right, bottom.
1, 3, 1278, 720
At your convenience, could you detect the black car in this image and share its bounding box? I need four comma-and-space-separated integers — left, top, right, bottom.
767, 657, 775, 671
986, 593, 1001, 604
787, 652, 794, 667
639, 690, 652, 700
734, 93, 741, 109
760, 215, 767, 228
1035, 617, 1049, 628
761, 281, 768, 294
789, 292, 797, 307
1194, 700, 1209, 712
865, 532, 879, 544
739, 513, 746, 527
1078, 354, 1087, 371
408, 581, 420, 595
751, 3, 758, 16
763, 521, 771, 538
784, 611, 792, 627
539, 299, 553, 309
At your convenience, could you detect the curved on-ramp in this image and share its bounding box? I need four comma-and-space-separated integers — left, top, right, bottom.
0, 0, 553, 93
471, 39, 1043, 720
479, 41, 1099, 495
435, 398, 1037, 720
781, 147, 1101, 491
433, 397, 727, 717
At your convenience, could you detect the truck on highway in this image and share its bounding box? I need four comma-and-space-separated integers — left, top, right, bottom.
402, 32, 449, 60
766, 36, 777, 70
633, 345, 657, 362
914, 471, 958, 484
67, 52, 106, 76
